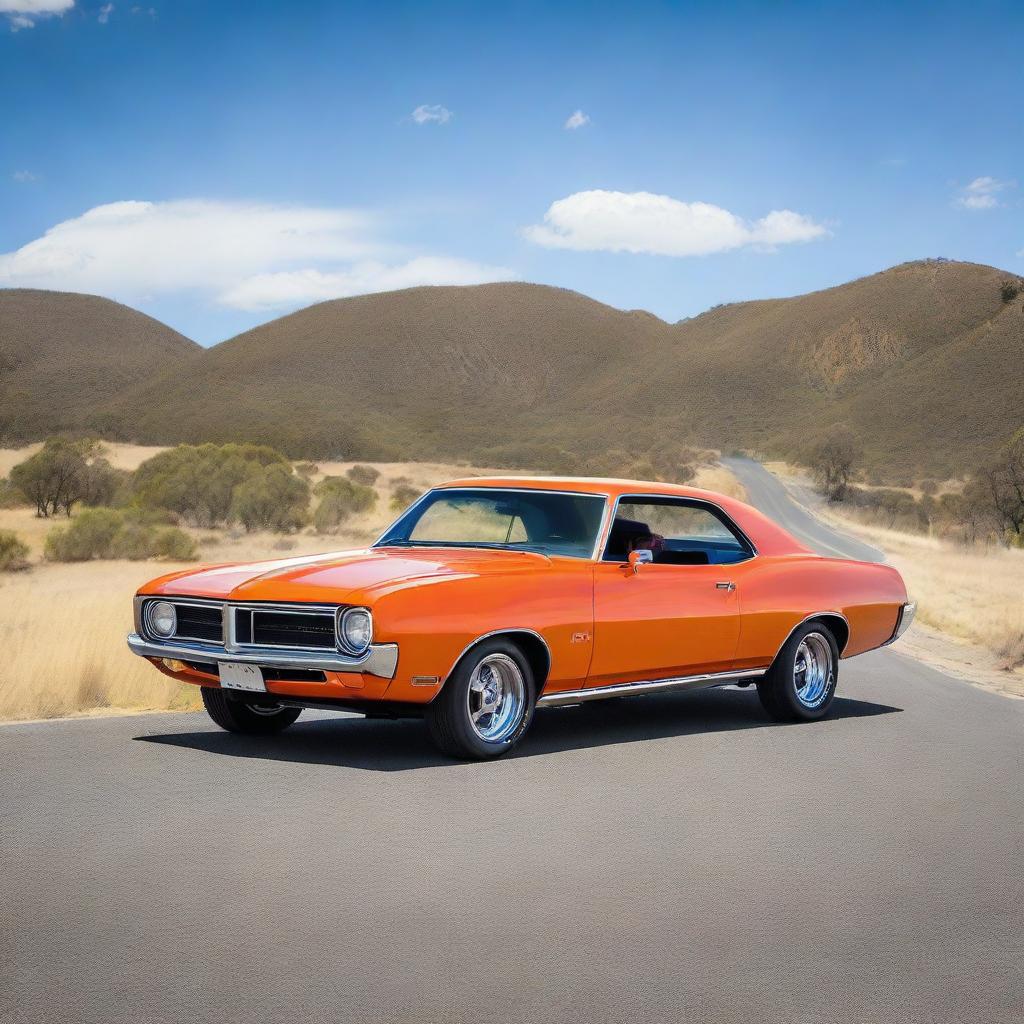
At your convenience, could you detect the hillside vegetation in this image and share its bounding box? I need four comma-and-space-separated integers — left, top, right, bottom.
1, 260, 1022, 479
0, 289, 200, 441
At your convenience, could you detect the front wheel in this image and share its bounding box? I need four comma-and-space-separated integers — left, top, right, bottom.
425, 639, 536, 759
201, 686, 302, 734
757, 622, 838, 722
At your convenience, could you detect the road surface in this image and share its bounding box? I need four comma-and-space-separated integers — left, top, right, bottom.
3, 466, 1022, 1024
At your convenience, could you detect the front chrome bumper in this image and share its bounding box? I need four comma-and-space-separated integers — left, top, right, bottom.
126, 633, 399, 679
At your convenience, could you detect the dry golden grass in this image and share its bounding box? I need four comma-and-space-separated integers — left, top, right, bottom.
817, 509, 1024, 669
0, 561, 203, 721
693, 463, 748, 501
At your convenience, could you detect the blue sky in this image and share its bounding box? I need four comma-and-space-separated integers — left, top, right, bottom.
1, 0, 1021, 344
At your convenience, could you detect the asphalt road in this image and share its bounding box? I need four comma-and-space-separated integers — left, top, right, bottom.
3, 468, 1023, 1024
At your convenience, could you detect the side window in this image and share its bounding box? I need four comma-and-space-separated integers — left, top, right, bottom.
602, 499, 753, 565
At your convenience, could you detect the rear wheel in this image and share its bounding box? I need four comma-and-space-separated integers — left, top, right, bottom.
425, 639, 536, 759
757, 622, 838, 722
201, 686, 302, 734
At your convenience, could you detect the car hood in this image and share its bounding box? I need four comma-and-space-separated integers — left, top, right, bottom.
141, 545, 554, 606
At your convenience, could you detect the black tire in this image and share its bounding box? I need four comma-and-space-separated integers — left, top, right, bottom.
201, 686, 302, 734
425, 638, 536, 759
757, 621, 839, 723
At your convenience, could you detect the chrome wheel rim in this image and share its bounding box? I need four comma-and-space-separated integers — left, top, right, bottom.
467, 654, 526, 743
246, 702, 284, 717
794, 633, 833, 708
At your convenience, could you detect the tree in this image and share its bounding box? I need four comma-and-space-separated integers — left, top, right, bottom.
80, 457, 127, 508
0, 477, 24, 509
966, 428, 1024, 544
9, 438, 106, 517
314, 476, 377, 532
1000, 280, 1022, 304
390, 483, 421, 512
231, 464, 311, 533
346, 464, 380, 487
133, 443, 289, 527
808, 432, 858, 502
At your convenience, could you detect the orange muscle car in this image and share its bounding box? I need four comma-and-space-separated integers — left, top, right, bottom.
128, 477, 915, 759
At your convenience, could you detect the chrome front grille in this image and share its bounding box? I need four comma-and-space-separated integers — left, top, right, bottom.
233, 607, 338, 650
139, 598, 342, 653
171, 602, 224, 643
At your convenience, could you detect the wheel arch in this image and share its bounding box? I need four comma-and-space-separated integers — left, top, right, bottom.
771, 612, 850, 667
442, 629, 552, 693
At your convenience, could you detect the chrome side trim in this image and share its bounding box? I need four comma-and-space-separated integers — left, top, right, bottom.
443, 628, 552, 683
126, 633, 399, 679
537, 667, 766, 706
773, 611, 851, 660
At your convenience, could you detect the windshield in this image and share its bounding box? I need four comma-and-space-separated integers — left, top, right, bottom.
376, 488, 607, 559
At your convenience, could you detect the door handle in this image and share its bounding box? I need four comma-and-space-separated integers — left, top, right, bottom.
716, 581, 736, 591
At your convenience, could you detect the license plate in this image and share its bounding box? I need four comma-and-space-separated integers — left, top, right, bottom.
219, 662, 266, 693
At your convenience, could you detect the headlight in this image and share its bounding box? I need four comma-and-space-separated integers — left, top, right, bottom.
339, 607, 373, 655
147, 601, 177, 638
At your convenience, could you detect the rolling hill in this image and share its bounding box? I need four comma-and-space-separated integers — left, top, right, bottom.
0, 289, 200, 441
1, 260, 1022, 479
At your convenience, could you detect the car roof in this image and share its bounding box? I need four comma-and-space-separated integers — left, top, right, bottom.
439, 475, 728, 500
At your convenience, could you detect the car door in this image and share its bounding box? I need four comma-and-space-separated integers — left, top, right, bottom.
587, 496, 752, 687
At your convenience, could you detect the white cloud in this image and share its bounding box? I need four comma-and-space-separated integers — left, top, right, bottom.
0, 198, 514, 312
220, 257, 517, 311
12, 169, 37, 182
410, 104, 452, 125
523, 189, 828, 257
564, 110, 590, 130
1, 0, 74, 29
955, 176, 1014, 210
97, 1, 112, 22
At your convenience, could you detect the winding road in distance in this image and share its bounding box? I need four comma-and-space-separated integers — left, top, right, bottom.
721, 455, 886, 563
3, 463, 1022, 1024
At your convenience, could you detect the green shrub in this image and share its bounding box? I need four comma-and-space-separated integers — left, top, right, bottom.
45, 508, 124, 561
0, 530, 30, 571
390, 483, 421, 512
150, 526, 199, 560
231, 464, 311, 533
314, 476, 377, 533
133, 443, 290, 526
295, 461, 319, 479
45, 508, 197, 562
346, 464, 380, 486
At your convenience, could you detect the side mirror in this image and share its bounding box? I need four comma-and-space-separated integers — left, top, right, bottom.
627, 549, 653, 574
